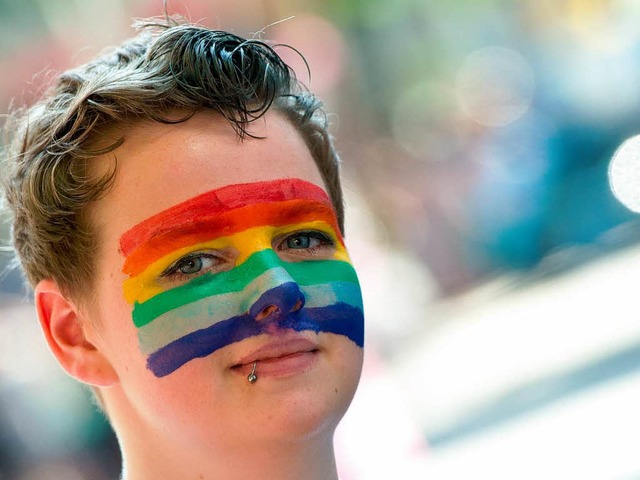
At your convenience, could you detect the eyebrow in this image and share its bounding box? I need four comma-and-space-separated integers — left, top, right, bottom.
119, 178, 334, 257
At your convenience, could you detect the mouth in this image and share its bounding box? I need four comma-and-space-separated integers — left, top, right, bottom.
231, 337, 320, 379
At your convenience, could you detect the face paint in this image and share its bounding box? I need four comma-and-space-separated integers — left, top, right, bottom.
119, 178, 364, 377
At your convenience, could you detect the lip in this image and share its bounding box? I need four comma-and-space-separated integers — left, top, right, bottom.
232, 336, 320, 379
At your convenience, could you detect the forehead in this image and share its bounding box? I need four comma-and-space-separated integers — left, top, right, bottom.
91, 111, 325, 241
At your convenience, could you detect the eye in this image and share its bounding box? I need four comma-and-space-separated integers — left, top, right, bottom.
177, 256, 205, 275
286, 235, 316, 249
161, 251, 226, 282
277, 230, 336, 259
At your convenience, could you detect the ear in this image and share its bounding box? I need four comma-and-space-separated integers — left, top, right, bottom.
34, 279, 118, 387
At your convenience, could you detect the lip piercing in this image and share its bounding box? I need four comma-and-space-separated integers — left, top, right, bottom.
247, 361, 258, 384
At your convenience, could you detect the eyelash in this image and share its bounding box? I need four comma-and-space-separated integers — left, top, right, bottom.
277, 230, 336, 255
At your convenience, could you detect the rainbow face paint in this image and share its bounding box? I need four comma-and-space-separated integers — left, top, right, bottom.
119, 178, 364, 377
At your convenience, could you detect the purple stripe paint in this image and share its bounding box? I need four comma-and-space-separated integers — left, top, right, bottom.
146, 302, 364, 377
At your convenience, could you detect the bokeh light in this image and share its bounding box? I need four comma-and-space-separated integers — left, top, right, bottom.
456, 46, 535, 128
609, 134, 640, 213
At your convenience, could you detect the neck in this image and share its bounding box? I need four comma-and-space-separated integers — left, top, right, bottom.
107, 393, 340, 480
120, 429, 339, 480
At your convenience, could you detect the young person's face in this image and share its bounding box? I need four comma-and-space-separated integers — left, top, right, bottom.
87, 111, 364, 449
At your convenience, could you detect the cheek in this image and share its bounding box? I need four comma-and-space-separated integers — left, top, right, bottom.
321, 333, 364, 400
94, 274, 149, 370
114, 349, 250, 448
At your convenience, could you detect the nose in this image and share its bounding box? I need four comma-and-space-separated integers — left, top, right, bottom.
249, 282, 305, 321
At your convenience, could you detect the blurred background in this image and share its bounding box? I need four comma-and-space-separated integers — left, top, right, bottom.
2, 0, 640, 478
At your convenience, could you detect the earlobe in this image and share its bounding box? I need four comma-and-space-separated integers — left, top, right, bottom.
34, 279, 118, 387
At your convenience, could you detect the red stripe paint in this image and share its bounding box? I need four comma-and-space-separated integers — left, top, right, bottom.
119, 178, 331, 257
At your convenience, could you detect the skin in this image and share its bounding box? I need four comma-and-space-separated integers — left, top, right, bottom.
34, 111, 363, 480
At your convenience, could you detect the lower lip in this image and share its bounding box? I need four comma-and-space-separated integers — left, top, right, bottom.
237, 350, 319, 379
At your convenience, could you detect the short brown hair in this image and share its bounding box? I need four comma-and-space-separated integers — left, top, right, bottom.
1, 18, 344, 300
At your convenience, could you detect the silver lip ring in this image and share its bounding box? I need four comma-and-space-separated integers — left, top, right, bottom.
247, 361, 258, 384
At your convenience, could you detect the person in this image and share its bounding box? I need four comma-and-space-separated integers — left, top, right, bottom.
1, 17, 364, 480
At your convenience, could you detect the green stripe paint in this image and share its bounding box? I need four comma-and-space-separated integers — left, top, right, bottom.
132, 249, 358, 328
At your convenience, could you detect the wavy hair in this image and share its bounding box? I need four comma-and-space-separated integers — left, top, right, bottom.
1, 18, 344, 300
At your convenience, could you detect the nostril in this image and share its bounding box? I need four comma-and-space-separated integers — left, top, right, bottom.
255, 304, 279, 322
248, 282, 306, 320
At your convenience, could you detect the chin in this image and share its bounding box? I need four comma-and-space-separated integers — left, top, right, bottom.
268, 347, 363, 440
236, 348, 363, 443
270, 387, 356, 441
